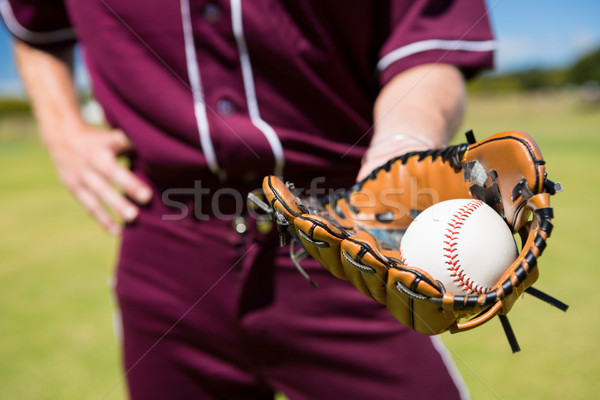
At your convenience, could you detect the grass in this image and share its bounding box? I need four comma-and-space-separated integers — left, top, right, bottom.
0, 91, 598, 399
0, 117, 125, 400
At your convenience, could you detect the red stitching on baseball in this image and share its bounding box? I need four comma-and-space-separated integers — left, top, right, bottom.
443, 200, 488, 295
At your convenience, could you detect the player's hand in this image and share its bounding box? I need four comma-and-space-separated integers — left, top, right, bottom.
42, 123, 152, 235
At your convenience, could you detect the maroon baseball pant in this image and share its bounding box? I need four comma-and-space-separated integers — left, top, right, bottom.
114, 192, 468, 400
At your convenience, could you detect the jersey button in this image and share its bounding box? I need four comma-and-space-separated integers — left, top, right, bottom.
217, 98, 236, 116
202, 2, 221, 24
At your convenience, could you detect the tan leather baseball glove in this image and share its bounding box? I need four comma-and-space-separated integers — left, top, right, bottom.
250, 131, 567, 351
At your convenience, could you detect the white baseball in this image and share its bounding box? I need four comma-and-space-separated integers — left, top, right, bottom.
400, 199, 518, 296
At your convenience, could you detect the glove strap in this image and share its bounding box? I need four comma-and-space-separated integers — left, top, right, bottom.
525, 287, 569, 311
498, 315, 520, 353
289, 239, 318, 288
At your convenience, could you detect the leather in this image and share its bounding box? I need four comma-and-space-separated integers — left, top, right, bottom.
261, 131, 555, 336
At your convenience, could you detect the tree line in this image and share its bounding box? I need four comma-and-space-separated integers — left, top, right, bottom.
469, 47, 600, 93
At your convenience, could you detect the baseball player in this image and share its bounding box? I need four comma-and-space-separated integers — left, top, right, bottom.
2, 1, 494, 398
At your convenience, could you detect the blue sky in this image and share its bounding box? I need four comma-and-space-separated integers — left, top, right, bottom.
488, 0, 600, 72
1, 0, 600, 96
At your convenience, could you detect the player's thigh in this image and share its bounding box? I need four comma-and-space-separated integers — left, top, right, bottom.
242, 254, 466, 400
115, 213, 272, 399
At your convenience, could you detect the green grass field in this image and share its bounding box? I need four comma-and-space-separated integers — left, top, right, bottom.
1, 92, 599, 399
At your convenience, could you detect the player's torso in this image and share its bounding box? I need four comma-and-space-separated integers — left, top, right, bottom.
64, 0, 390, 182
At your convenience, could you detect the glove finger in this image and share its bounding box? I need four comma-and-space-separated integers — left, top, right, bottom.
263, 175, 304, 221
340, 237, 389, 304
386, 266, 452, 335
294, 215, 348, 280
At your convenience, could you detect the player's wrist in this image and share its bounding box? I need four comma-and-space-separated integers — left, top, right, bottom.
39, 116, 90, 148
361, 133, 436, 169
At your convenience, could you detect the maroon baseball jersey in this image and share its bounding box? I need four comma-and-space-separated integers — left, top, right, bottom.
2, 3, 496, 398
2, 0, 494, 186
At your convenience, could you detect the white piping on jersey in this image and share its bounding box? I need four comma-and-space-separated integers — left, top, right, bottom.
0, 0, 76, 44
230, 0, 285, 177
429, 336, 472, 400
377, 39, 497, 72
180, 0, 225, 179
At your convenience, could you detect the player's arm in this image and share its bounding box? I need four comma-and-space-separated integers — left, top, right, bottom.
358, 63, 466, 180
13, 39, 152, 234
